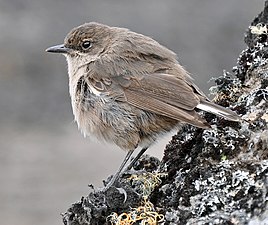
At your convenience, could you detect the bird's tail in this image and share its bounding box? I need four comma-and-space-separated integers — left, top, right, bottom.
196, 100, 240, 122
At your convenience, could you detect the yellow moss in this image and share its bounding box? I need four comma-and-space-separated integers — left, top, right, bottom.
107, 200, 164, 225
127, 172, 167, 199
107, 172, 167, 224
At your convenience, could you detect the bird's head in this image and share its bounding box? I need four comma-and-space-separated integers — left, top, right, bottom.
46, 22, 115, 74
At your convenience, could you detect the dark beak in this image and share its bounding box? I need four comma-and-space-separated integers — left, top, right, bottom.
46, 44, 70, 54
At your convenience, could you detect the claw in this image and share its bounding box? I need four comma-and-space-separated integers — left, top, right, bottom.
116, 187, 128, 203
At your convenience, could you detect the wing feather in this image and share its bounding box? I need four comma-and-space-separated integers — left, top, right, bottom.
83, 68, 210, 128
124, 89, 210, 128
125, 73, 201, 110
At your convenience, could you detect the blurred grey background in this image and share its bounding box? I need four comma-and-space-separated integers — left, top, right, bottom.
0, 0, 264, 224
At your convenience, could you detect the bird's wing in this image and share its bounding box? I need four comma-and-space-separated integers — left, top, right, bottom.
119, 73, 209, 128
123, 86, 209, 128
84, 67, 209, 128
122, 73, 201, 110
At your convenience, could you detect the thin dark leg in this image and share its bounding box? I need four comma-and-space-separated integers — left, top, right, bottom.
105, 149, 134, 189
126, 147, 148, 171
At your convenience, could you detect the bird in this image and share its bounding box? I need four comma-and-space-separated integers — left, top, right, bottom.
46, 22, 240, 188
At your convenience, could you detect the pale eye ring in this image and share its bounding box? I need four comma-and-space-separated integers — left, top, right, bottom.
81, 40, 92, 50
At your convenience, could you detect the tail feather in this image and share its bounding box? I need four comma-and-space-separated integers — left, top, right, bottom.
196, 100, 240, 122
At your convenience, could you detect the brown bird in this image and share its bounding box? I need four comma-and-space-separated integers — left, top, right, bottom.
46, 22, 240, 188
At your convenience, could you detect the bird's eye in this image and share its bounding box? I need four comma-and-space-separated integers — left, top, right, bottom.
81, 40, 92, 50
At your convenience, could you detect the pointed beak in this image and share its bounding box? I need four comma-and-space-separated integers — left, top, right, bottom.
46, 44, 70, 54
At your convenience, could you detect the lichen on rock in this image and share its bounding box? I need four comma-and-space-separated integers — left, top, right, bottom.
157, 2, 268, 224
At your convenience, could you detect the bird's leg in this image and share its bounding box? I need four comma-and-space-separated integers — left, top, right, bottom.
104, 147, 149, 189
126, 147, 148, 171
104, 149, 134, 189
